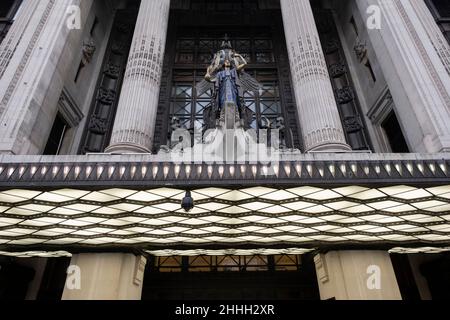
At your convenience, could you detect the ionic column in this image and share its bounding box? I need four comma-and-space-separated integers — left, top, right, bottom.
105, 0, 171, 154
62, 254, 147, 300
280, 0, 351, 152
0, 0, 40, 78
314, 251, 402, 300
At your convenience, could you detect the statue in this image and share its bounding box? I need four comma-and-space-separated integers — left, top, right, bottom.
161, 42, 262, 156
273, 116, 294, 150
155, 36, 302, 159
159, 116, 185, 153
196, 36, 261, 130
81, 39, 96, 65
257, 116, 293, 149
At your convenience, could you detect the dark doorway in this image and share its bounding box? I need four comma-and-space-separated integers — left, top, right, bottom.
420, 254, 450, 300
381, 111, 410, 153
142, 254, 320, 300
391, 254, 421, 300
0, 258, 35, 300
43, 113, 69, 155
36, 258, 71, 300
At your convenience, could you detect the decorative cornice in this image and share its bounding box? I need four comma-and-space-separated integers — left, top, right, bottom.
0, 154, 447, 188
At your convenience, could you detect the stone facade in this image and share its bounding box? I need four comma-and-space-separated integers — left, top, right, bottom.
0, 0, 449, 301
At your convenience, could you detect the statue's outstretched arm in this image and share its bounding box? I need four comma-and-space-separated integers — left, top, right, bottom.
205, 54, 221, 81
205, 65, 217, 82
234, 53, 247, 71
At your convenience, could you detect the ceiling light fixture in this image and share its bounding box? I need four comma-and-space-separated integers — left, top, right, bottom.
181, 190, 194, 212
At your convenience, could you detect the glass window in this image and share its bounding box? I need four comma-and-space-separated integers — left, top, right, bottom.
168, 28, 283, 142
169, 70, 281, 137
153, 254, 302, 273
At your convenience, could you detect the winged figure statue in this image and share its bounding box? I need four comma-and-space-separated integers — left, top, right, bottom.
196, 36, 262, 130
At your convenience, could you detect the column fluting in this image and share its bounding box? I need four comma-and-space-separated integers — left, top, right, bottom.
280, 0, 351, 152
106, 0, 171, 154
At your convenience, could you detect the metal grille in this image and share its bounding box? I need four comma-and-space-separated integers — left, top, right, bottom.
151, 254, 302, 272
168, 28, 283, 139
170, 70, 281, 133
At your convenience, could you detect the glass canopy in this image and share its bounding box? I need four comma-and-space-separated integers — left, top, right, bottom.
0, 154, 448, 256
0, 185, 449, 252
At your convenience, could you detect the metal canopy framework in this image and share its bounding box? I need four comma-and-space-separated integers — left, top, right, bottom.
0, 154, 449, 255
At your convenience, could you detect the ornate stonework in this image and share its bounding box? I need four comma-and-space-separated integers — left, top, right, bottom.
0, 0, 40, 79
410, 0, 450, 75
0, 1, 56, 118
106, 0, 171, 154
280, 0, 351, 152
392, 0, 450, 110
81, 39, 96, 65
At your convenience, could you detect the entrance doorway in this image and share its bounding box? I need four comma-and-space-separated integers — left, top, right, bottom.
142, 254, 320, 300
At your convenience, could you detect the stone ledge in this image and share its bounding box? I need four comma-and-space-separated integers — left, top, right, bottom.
0, 153, 448, 188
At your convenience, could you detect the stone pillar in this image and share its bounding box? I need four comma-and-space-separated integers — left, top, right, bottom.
0, 0, 95, 155
105, 0, 171, 154
356, 0, 450, 153
62, 254, 147, 300
280, 0, 351, 152
314, 251, 402, 300
0, 0, 41, 78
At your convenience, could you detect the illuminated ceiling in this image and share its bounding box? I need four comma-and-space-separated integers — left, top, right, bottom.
0, 185, 449, 252
0, 154, 448, 256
